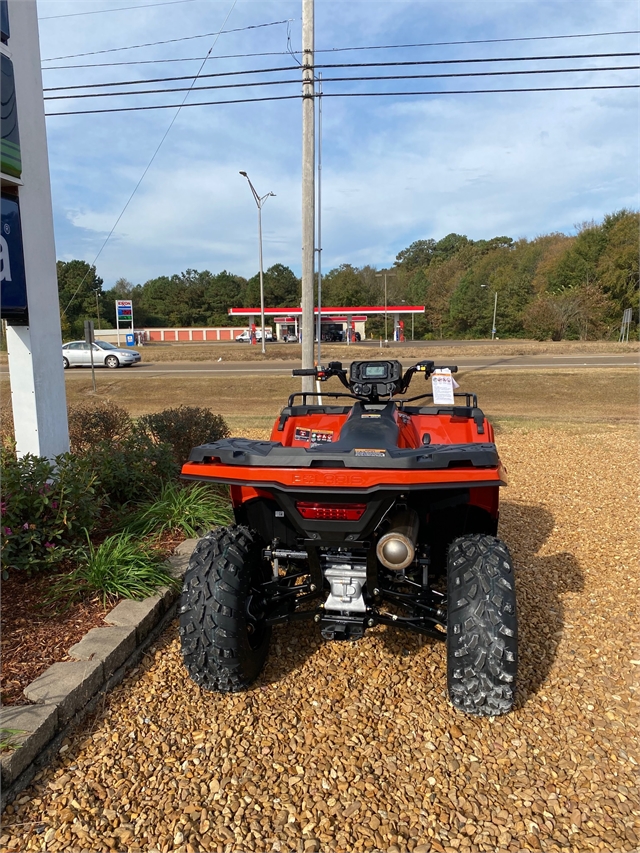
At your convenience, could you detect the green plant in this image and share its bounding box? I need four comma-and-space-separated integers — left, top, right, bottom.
82, 433, 178, 507
122, 481, 232, 538
0, 729, 25, 752
136, 406, 230, 466
68, 401, 133, 453
49, 533, 178, 606
0, 449, 100, 574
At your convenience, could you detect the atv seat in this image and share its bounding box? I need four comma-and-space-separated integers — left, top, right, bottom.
312, 402, 399, 451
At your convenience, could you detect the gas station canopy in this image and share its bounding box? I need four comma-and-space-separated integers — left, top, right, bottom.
229, 305, 425, 342
228, 306, 425, 317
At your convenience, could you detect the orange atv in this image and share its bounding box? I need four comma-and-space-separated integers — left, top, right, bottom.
179, 359, 517, 716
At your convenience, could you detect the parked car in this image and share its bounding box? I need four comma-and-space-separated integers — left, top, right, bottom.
235, 329, 273, 343
283, 333, 299, 342
62, 340, 141, 369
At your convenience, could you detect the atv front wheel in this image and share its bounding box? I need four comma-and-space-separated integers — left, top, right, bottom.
179, 525, 271, 692
446, 534, 517, 716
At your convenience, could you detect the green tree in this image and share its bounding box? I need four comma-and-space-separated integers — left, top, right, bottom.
205, 270, 246, 325
596, 211, 639, 317
57, 260, 104, 339
322, 264, 377, 307
394, 239, 436, 272
244, 264, 299, 312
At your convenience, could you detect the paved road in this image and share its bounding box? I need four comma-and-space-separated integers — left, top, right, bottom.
35, 351, 639, 378
1, 352, 637, 378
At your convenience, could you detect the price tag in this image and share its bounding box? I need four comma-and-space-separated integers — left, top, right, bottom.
432, 369, 459, 405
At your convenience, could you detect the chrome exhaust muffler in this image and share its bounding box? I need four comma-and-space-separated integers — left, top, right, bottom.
376, 509, 419, 570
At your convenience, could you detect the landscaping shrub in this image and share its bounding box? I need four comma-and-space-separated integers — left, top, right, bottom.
122, 481, 232, 538
68, 401, 133, 453
136, 405, 230, 466
82, 433, 178, 507
49, 533, 178, 605
0, 448, 100, 574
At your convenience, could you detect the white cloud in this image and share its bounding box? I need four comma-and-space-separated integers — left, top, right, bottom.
37, 0, 638, 286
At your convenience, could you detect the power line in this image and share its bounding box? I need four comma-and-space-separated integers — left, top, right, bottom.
41, 29, 640, 70
42, 18, 292, 61
42, 52, 640, 93
315, 52, 640, 70
61, 0, 239, 317
42, 52, 293, 71
39, 0, 199, 20
44, 65, 299, 92
48, 94, 299, 116
325, 84, 639, 97
318, 30, 640, 54
45, 84, 639, 117
42, 66, 640, 101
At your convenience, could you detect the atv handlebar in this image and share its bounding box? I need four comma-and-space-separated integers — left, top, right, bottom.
292, 359, 458, 401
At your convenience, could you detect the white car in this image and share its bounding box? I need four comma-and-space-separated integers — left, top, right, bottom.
235, 329, 273, 343
62, 340, 141, 369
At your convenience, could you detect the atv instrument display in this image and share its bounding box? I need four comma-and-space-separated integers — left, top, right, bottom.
179, 359, 517, 716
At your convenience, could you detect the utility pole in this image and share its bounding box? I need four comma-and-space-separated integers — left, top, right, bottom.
300, 0, 315, 391
315, 72, 322, 365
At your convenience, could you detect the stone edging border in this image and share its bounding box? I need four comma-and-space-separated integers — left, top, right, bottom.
0, 539, 199, 811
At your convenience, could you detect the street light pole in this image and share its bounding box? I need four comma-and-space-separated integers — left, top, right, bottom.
491, 290, 498, 340
376, 270, 396, 343
481, 285, 498, 340
239, 171, 275, 355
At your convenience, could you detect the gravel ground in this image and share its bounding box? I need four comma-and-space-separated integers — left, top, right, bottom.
2, 423, 638, 853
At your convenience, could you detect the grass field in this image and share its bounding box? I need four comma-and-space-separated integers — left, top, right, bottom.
3, 338, 635, 366
127, 338, 637, 363
2, 367, 637, 439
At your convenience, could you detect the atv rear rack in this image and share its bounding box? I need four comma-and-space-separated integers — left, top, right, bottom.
285, 390, 478, 408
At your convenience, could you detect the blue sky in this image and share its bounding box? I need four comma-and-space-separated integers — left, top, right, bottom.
37, 0, 639, 289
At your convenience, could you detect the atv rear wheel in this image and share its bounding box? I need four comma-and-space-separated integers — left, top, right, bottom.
446, 534, 517, 716
179, 525, 271, 692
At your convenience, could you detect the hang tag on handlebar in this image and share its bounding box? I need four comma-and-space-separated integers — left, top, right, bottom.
432, 368, 459, 405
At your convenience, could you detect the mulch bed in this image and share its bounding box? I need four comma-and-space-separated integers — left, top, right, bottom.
1, 532, 185, 707
1, 570, 116, 706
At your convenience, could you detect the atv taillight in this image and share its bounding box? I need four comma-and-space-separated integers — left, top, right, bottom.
295, 501, 367, 521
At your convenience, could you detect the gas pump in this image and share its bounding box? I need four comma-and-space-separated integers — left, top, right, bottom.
250, 322, 257, 345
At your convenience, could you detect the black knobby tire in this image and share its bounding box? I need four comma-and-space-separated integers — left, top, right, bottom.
446, 534, 517, 716
179, 525, 271, 692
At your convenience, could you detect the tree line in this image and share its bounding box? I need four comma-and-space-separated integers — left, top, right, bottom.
57, 209, 638, 341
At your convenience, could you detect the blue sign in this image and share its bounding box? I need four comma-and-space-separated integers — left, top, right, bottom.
1, 0, 9, 44
125, 333, 135, 346
1, 55, 21, 178
1, 193, 28, 325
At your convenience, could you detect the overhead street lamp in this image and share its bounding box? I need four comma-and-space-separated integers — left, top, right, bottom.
239, 171, 275, 355
376, 270, 396, 343
481, 285, 498, 339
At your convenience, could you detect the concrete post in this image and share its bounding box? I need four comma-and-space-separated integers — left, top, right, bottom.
4, 0, 69, 458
